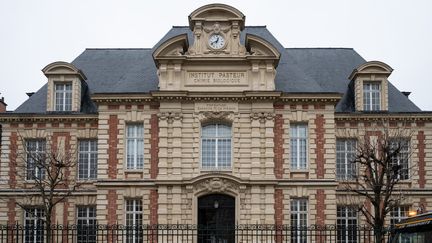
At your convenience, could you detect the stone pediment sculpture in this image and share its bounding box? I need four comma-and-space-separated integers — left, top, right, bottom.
152, 4, 281, 92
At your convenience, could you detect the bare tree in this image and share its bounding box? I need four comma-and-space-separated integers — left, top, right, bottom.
341, 123, 414, 243
12, 135, 81, 243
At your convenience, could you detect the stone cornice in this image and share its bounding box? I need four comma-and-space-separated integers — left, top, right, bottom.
91, 93, 153, 104
280, 93, 342, 103
0, 113, 98, 123
335, 112, 432, 121
91, 91, 343, 103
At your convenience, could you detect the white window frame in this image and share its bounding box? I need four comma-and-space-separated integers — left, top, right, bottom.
336, 139, 357, 180
125, 199, 143, 243
24, 207, 45, 243
337, 206, 358, 243
290, 198, 308, 243
78, 140, 98, 180
26, 139, 46, 180
76, 206, 97, 243
390, 206, 410, 226
126, 124, 144, 170
290, 124, 308, 170
54, 82, 73, 111
200, 123, 232, 170
363, 82, 381, 111
389, 139, 410, 180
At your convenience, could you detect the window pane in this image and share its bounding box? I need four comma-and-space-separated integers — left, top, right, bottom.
336, 139, 357, 180
24, 208, 45, 243
77, 206, 97, 243
290, 124, 308, 170
125, 200, 143, 243
26, 140, 46, 180
201, 124, 232, 169
337, 206, 358, 243
54, 83, 72, 111
363, 82, 381, 111
126, 124, 144, 170
291, 199, 308, 243
78, 140, 98, 180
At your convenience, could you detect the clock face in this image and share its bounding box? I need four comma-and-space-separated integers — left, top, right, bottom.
209, 34, 225, 49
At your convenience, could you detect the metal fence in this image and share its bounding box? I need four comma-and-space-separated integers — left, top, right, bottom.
0, 224, 392, 243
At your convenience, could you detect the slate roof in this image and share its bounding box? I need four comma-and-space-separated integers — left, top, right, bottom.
14, 26, 421, 114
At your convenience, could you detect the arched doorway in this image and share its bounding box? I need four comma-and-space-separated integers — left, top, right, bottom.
198, 194, 235, 243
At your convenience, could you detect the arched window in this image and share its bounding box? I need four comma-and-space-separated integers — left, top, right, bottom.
201, 124, 232, 169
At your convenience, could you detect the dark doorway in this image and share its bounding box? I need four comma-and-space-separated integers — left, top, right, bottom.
198, 194, 235, 243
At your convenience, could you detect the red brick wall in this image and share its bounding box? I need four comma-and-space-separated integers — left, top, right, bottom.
417, 131, 426, 188
8, 132, 17, 189
150, 190, 158, 225
108, 115, 119, 179
314, 114, 325, 179
274, 189, 284, 225
52, 132, 71, 187
7, 199, 16, 223
150, 114, 159, 179
316, 189, 326, 225
274, 114, 284, 179
107, 190, 118, 225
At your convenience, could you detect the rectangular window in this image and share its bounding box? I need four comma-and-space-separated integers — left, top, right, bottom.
125, 199, 143, 243
336, 139, 357, 180
201, 124, 232, 170
390, 206, 410, 226
77, 206, 97, 243
389, 139, 410, 180
78, 140, 98, 180
337, 206, 358, 243
26, 139, 46, 180
24, 208, 45, 243
290, 124, 308, 170
54, 83, 72, 111
290, 199, 307, 243
363, 82, 381, 111
126, 124, 144, 170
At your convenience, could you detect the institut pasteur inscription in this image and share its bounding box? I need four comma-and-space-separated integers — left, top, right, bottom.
187, 71, 248, 85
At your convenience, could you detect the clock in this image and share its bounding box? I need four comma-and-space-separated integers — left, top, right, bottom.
209, 34, 225, 49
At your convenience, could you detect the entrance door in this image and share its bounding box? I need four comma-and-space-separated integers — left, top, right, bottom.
198, 194, 235, 243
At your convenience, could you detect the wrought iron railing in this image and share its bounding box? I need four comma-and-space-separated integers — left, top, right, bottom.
0, 224, 392, 243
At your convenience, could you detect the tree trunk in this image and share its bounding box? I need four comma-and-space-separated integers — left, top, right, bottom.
46, 209, 52, 243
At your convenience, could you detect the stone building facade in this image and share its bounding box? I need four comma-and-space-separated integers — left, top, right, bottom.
0, 3, 432, 241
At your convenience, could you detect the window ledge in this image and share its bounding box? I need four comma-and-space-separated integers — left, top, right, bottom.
77, 179, 97, 184
124, 170, 144, 173
290, 169, 309, 173
201, 168, 232, 172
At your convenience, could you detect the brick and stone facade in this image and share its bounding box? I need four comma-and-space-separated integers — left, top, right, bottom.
0, 3, 432, 237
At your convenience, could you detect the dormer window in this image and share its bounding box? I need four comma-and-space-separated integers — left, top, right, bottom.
349, 61, 393, 112
42, 61, 86, 112
54, 82, 72, 111
363, 82, 381, 111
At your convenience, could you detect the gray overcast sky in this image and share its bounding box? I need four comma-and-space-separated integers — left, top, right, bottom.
1, 0, 431, 110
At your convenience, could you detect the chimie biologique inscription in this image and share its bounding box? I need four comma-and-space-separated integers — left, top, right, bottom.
188, 71, 247, 85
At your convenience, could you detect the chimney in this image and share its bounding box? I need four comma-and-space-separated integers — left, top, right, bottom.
401, 91, 411, 98
0, 97, 7, 113
26, 92, 35, 97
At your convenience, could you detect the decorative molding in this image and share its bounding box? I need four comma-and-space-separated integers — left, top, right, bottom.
0, 115, 98, 123
193, 177, 239, 193
250, 112, 275, 122
196, 111, 235, 124
158, 112, 183, 123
